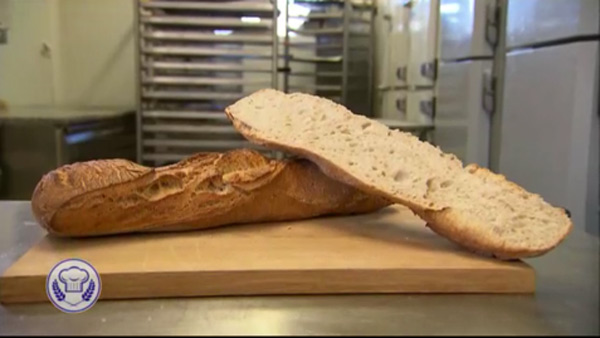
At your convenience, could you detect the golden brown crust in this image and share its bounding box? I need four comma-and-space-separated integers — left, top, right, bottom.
31, 149, 390, 237
31, 159, 152, 233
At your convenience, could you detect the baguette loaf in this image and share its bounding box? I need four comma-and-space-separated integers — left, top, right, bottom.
31, 149, 390, 237
225, 89, 573, 259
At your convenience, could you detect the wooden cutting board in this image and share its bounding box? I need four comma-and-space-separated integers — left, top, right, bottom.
0, 205, 535, 304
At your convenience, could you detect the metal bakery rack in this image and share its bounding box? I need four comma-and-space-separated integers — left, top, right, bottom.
135, 0, 429, 165
283, 0, 375, 117
136, 0, 280, 165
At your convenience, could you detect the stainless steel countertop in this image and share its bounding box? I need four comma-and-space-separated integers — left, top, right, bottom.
0, 106, 134, 124
0, 201, 598, 335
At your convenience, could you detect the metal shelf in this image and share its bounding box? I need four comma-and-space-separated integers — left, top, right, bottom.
288, 84, 342, 91
141, 16, 273, 28
348, 30, 370, 37
289, 71, 343, 77
289, 55, 343, 63
140, 1, 274, 13
287, 41, 343, 50
143, 61, 273, 73
142, 110, 230, 121
142, 90, 246, 101
142, 46, 273, 58
350, 17, 372, 24
288, 12, 343, 19
287, 27, 344, 35
142, 31, 273, 43
142, 76, 271, 86
143, 139, 263, 150
142, 124, 237, 134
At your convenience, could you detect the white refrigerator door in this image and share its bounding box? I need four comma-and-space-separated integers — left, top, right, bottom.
380, 89, 408, 120
373, 0, 409, 118
389, 1, 411, 87
506, 0, 600, 48
374, 0, 394, 88
499, 41, 599, 233
438, 0, 495, 60
407, 0, 439, 87
434, 59, 492, 167
406, 89, 435, 124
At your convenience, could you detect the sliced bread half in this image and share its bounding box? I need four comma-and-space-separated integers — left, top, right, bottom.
225, 89, 573, 259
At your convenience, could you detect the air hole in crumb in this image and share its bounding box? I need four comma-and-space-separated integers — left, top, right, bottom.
361, 122, 372, 129
349, 142, 358, 147
425, 178, 435, 189
368, 148, 374, 152
389, 149, 395, 155
393, 170, 406, 182
349, 161, 355, 166
440, 180, 453, 188
381, 171, 386, 177
372, 166, 378, 171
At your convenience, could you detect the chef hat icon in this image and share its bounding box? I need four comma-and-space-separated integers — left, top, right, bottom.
58, 266, 90, 293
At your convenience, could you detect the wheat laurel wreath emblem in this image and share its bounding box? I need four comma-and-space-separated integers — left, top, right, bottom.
81, 280, 96, 301
52, 279, 66, 301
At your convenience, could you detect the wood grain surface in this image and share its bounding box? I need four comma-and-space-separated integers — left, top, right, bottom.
0, 205, 535, 303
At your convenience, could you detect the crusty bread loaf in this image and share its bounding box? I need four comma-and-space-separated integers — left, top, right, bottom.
31, 149, 390, 237
225, 89, 573, 259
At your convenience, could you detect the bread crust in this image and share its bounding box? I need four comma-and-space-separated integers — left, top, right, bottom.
416, 164, 572, 260
31, 149, 391, 237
